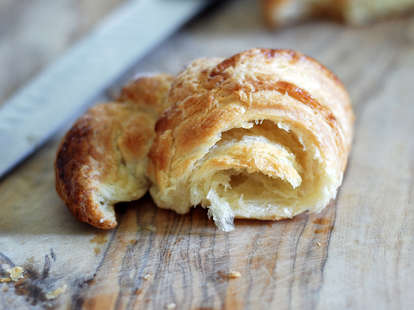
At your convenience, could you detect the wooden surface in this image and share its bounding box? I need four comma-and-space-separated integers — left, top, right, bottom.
1, 0, 414, 309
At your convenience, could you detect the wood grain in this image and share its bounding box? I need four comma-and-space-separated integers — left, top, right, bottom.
1, 0, 414, 309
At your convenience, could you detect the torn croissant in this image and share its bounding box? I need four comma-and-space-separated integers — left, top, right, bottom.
148, 48, 354, 231
55, 74, 173, 229
56, 49, 353, 231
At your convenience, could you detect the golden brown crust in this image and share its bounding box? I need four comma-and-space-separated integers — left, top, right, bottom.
150, 48, 353, 183
148, 48, 353, 230
55, 74, 173, 229
118, 74, 174, 114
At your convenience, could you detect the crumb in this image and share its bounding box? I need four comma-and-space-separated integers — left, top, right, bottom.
0, 278, 11, 283
45, 284, 67, 300
166, 303, 176, 309
218, 270, 241, 279
99, 218, 104, 223
134, 288, 142, 295
315, 241, 322, 247
143, 274, 152, 281
7, 266, 24, 281
94, 247, 101, 255
227, 271, 241, 279
130, 239, 138, 245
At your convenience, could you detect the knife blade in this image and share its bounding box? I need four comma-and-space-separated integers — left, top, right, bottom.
0, 0, 207, 178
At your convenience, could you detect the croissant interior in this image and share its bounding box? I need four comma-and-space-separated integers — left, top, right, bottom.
188, 118, 339, 231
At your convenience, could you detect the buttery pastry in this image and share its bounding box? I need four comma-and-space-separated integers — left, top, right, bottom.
262, 0, 414, 27
55, 74, 173, 229
148, 48, 354, 231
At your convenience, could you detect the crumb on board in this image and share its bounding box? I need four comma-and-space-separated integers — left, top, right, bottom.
143, 273, 152, 281
8, 266, 24, 281
45, 284, 67, 300
1, 266, 25, 282
166, 302, 176, 309
0, 278, 11, 283
315, 241, 322, 247
218, 270, 241, 280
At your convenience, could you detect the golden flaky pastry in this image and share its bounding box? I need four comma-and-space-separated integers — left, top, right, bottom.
262, 0, 414, 27
148, 48, 354, 231
55, 74, 173, 229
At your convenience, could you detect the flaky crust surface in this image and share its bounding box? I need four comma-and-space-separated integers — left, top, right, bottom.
55, 74, 173, 229
148, 48, 353, 231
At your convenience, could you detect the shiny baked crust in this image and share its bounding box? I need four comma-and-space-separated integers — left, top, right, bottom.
148, 48, 354, 231
55, 74, 173, 229
262, 0, 414, 27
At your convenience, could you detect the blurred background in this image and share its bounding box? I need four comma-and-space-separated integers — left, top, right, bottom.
1, 0, 414, 104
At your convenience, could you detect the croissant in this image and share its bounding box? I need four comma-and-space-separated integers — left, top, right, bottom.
148, 48, 354, 231
55, 74, 173, 229
262, 0, 414, 27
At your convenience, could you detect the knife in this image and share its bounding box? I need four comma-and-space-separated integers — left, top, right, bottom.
0, 0, 208, 178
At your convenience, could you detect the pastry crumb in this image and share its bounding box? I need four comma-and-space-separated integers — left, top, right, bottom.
6, 266, 24, 281
143, 273, 152, 281
45, 284, 67, 300
166, 302, 176, 309
315, 241, 322, 247
219, 270, 241, 279
227, 271, 241, 279
0, 277, 11, 283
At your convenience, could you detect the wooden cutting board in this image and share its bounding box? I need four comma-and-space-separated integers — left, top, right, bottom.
1, 1, 414, 309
